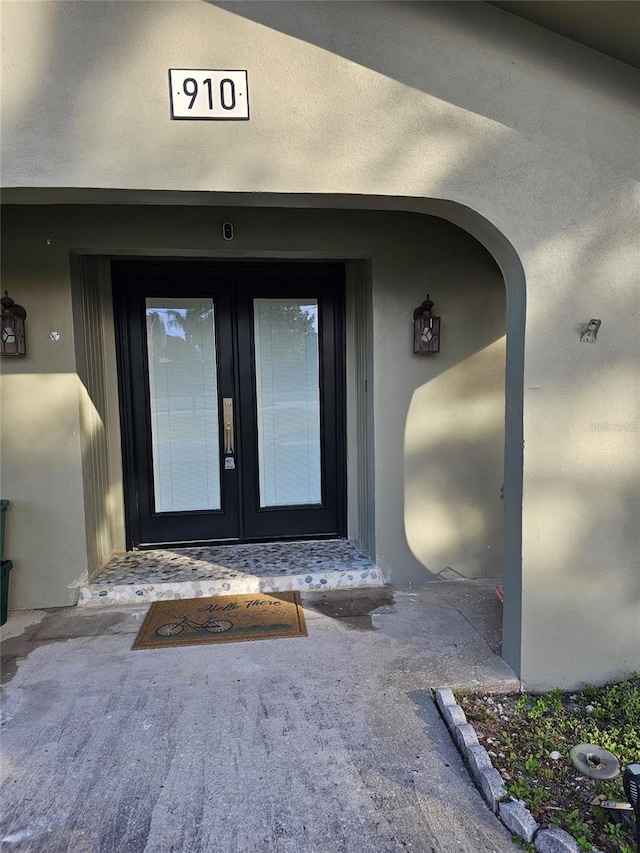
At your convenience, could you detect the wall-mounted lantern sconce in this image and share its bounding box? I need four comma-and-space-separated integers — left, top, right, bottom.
1, 290, 27, 357
413, 294, 440, 354
580, 319, 601, 342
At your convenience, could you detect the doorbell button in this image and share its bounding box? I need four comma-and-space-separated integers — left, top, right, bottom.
223, 223, 234, 240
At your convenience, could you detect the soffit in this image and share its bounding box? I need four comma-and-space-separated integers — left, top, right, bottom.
486, 1, 640, 69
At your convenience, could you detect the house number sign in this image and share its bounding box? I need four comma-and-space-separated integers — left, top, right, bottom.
169, 69, 249, 120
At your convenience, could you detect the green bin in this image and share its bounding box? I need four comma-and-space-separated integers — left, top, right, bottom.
0, 499, 8, 562
1, 560, 13, 626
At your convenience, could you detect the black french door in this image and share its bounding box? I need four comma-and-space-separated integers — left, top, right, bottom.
112, 260, 345, 548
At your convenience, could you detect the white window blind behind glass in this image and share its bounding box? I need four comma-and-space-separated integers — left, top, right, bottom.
253, 298, 322, 507
146, 298, 221, 512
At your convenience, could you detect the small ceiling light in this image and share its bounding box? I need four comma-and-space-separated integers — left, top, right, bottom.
0, 290, 27, 357
413, 294, 441, 354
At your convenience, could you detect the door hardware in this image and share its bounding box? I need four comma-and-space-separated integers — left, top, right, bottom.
223, 398, 235, 455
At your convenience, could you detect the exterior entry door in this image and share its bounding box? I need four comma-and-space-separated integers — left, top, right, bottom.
113, 260, 346, 548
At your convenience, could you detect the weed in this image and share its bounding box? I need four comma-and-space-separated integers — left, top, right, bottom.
501, 730, 514, 749
524, 755, 541, 774
526, 689, 564, 720
472, 674, 640, 853
465, 706, 489, 722
513, 696, 527, 715
603, 820, 634, 846
528, 786, 550, 810
508, 778, 530, 801
554, 809, 591, 851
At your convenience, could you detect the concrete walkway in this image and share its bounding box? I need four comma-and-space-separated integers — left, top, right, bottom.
1, 581, 520, 852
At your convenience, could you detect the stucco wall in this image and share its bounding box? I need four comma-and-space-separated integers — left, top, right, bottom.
1, 0, 638, 688
70, 256, 123, 578
0, 240, 87, 608
0, 204, 506, 607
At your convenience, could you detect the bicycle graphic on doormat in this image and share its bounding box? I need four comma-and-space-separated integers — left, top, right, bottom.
155, 614, 233, 637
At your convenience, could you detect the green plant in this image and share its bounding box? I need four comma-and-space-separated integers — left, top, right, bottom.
505, 750, 518, 769
472, 676, 640, 853
547, 688, 565, 712
528, 786, 550, 810
599, 676, 640, 720
526, 689, 565, 720
561, 809, 592, 851
603, 820, 633, 845
526, 697, 549, 719
524, 755, 541, 774
508, 779, 530, 801
513, 696, 527, 715
465, 706, 489, 722
501, 730, 515, 749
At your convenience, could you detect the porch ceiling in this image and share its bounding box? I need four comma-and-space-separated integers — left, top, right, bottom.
486, 1, 640, 69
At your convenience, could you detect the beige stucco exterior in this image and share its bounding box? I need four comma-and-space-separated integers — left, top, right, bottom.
0, 205, 506, 594
1, 1, 638, 690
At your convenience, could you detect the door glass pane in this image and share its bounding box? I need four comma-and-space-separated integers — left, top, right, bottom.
146, 298, 220, 512
253, 298, 322, 507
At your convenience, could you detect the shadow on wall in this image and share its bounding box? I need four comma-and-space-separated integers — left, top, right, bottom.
1, 3, 153, 187
211, 0, 638, 239
4, 1, 636, 236
405, 340, 506, 580
305, 210, 508, 585
213, 0, 640, 127
399, 252, 507, 581
3, 0, 636, 674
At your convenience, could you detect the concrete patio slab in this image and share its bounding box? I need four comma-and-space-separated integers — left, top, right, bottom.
1, 580, 519, 852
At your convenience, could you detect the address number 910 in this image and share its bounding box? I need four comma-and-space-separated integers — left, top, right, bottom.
169, 69, 249, 120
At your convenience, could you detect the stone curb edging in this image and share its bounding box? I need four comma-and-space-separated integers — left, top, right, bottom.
434, 688, 601, 853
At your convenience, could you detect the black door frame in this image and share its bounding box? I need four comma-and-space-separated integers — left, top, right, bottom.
112, 258, 347, 550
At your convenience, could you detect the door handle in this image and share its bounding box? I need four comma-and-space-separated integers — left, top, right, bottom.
223, 398, 235, 455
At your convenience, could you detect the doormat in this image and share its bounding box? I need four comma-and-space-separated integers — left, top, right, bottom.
132, 592, 307, 650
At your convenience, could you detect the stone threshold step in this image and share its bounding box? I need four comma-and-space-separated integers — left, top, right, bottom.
77, 540, 385, 608
78, 568, 385, 607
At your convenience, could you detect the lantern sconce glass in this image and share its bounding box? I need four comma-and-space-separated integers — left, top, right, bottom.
1, 290, 27, 357
413, 294, 441, 354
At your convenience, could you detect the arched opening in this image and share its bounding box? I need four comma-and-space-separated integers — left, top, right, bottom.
4, 189, 526, 677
